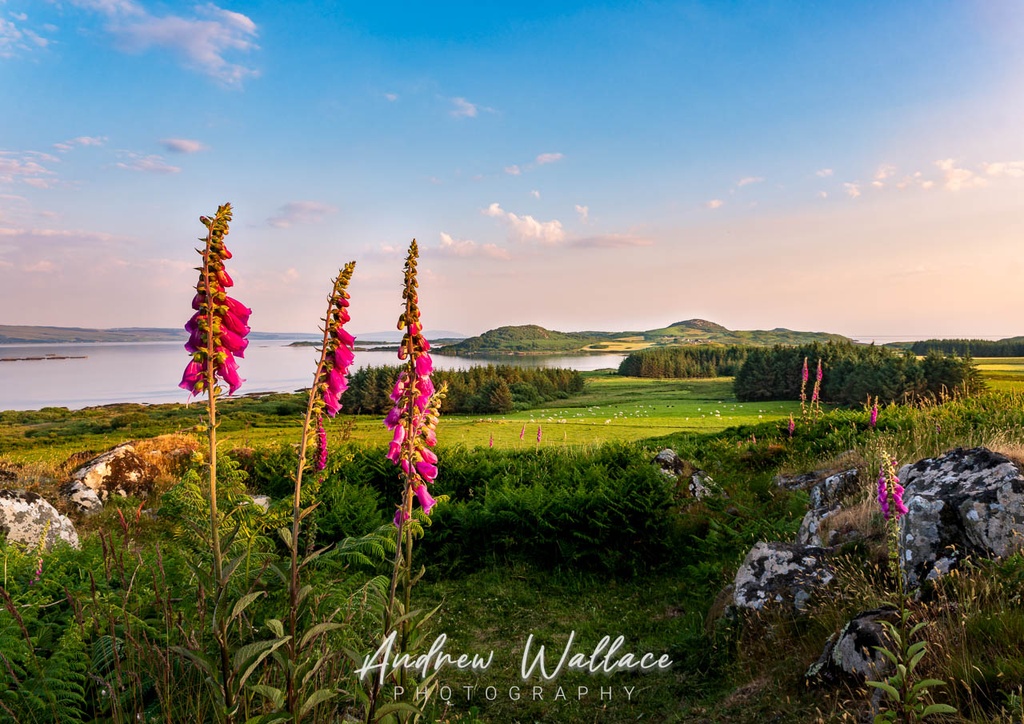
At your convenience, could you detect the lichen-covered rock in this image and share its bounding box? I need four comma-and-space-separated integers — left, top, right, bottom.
689, 470, 721, 500
653, 448, 687, 477
63, 443, 155, 514
0, 490, 79, 550
733, 541, 834, 612
899, 447, 1024, 588
796, 506, 838, 547
806, 606, 897, 683
808, 469, 859, 510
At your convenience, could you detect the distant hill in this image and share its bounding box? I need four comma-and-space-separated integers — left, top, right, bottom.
436, 320, 851, 357
0, 326, 319, 344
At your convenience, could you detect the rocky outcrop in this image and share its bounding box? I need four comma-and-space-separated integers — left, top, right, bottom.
63, 443, 155, 514
653, 448, 687, 477
653, 448, 720, 499
732, 542, 834, 612
806, 606, 897, 683
0, 490, 79, 550
899, 447, 1024, 587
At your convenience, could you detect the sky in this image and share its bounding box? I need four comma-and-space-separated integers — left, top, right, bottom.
1, 1, 1023, 341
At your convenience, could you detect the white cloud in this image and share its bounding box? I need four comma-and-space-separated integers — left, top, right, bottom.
504, 165, 521, 176
843, 183, 861, 198
482, 202, 565, 244
266, 200, 337, 228
53, 136, 107, 152
114, 152, 180, 174
438, 231, 511, 260
535, 152, 563, 165
160, 138, 207, 154
935, 158, 988, 191
0, 15, 50, 58
736, 176, 764, 187
574, 204, 589, 222
815, 168, 834, 178
983, 161, 1024, 178
874, 164, 896, 181
384, 92, 398, 102
76, 2, 260, 86
704, 199, 724, 210
818, 191, 828, 199
450, 97, 478, 118
530, 189, 540, 199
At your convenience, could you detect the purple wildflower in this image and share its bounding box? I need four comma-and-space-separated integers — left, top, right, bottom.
788, 414, 795, 438
537, 425, 542, 443
869, 402, 878, 429
180, 204, 251, 397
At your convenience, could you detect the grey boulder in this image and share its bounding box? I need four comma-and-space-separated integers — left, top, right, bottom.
0, 490, 79, 550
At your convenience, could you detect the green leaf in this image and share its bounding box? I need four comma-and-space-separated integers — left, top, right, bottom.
373, 701, 421, 720
299, 622, 344, 650
920, 703, 958, 717
909, 621, 930, 637
909, 648, 927, 672
866, 680, 901, 700
907, 641, 927, 658
249, 684, 285, 710
875, 646, 898, 665
299, 688, 337, 717
233, 637, 291, 691
910, 679, 947, 694
230, 591, 266, 623
265, 618, 285, 638
278, 527, 293, 549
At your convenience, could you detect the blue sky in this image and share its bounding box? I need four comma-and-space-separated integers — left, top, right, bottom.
2, 1, 1023, 339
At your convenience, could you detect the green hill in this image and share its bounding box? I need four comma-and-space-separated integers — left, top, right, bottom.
436, 320, 852, 357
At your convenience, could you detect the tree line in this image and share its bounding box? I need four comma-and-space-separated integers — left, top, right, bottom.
733, 342, 983, 405
341, 364, 586, 415
617, 345, 750, 378
904, 338, 1024, 358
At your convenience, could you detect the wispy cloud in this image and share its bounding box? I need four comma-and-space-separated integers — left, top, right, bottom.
160, 138, 207, 154
983, 160, 1024, 178
450, 97, 478, 118
53, 136, 107, 152
0, 151, 58, 188
438, 232, 511, 260
935, 158, 988, 191
0, 15, 50, 58
530, 189, 540, 199
266, 200, 337, 228
704, 199, 724, 210
504, 165, 521, 176
843, 182, 861, 198
482, 202, 565, 244
68, 1, 260, 86
535, 152, 563, 165
114, 152, 180, 174
815, 168, 834, 178
570, 234, 652, 249
384, 92, 398, 102
736, 176, 763, 187
574, 204, 589, 222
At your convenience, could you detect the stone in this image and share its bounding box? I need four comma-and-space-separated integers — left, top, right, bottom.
808, 469, 860, 510
0, 490, 79, 550
732, 541, 834, 612
796, 506, 839, 547
806, 606, 897, 683
898, 447, 1024, 588
653, 448, 687, 477
689, 470, 720, 500
63, 443, 155, 514
251, 495, 271, 513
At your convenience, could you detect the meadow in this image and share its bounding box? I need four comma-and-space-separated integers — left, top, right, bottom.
2, 358, 1024, 722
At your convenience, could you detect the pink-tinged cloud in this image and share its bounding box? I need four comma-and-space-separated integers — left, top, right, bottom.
874, 164, 896, 181
843, 183, 861, 198
574, 204, 589, 221
736, 176, 763, 187
450, 97, 478, 118
935, 159, 988, 191
482, 202, 565, 244
704, 199, 724, 210
160, 138, 208, 154
504, 165, 521, 176
530, 189, 540, 198
53, 136, 107, 152
114, 152, 180, 174
0, 152, 57, 187
535, 152, 564, 165
438, 232, 511, 260
983, 161, 1024, 178
384, 92, 398, 101
815, 168, 833, 178
266, 200, 338, 228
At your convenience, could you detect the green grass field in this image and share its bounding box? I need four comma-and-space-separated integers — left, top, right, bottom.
974, 357, 1024, 392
